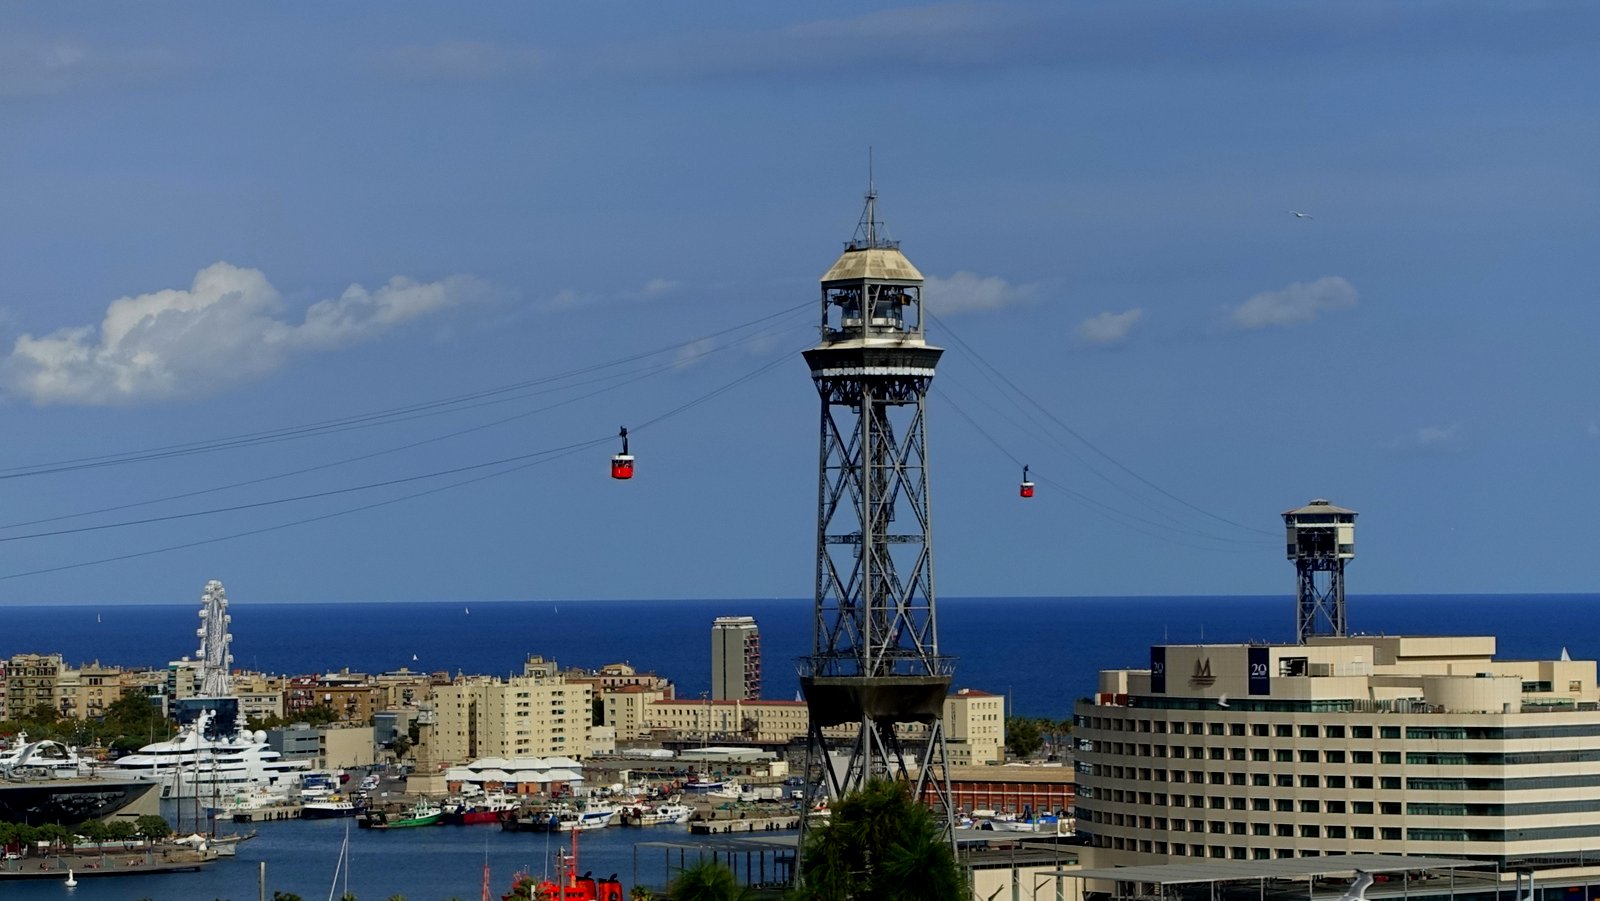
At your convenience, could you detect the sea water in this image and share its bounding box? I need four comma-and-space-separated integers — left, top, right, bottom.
3, 594, 1594, 718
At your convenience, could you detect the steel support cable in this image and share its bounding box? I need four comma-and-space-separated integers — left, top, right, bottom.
935, 375, 1262, 537
0, 320, 813, 532
0, 336, 812, 545
927, 311, 1276, 538
0, 339, 808, 580
0, 301, 814, 480
0, 441, 605, 583
935, 389, 1268, 549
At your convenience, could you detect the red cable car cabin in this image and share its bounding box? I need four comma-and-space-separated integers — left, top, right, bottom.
1019, 464, 1034, 498
611, 427, 634, 480
611, 454, 634, 480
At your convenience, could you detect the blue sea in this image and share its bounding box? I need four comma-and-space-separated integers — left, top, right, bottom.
4, 594, 1598, 900
3, 594, 1595, 719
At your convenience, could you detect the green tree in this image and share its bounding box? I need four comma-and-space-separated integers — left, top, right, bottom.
795, 777, 966, 901
669, 858, 749, 901
1005, 716, 1043, 759
272, 893, 305, 901
135, 814, 172, 842
391, 734, 413, 760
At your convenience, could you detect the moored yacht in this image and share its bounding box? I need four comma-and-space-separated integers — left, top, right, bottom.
110, 711, 309, 799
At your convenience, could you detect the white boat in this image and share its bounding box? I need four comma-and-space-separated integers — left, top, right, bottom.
0, 732, 94, 780
111, 711, 309, 799
553, 801, 618, 831
303, 795, 364, 819
622, 802, 694, 826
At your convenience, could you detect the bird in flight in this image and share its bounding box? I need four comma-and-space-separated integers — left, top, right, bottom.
1288, 210, 1314, 219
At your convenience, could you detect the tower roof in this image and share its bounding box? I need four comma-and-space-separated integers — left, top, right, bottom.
1283, 498, 1357, 516
820, 246, 924, 286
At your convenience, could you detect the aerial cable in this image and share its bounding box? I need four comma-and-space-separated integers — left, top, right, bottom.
0, 319, 812, 532
0, 337, 811, 545
0, 338, 809, 579
934, 378, 1237, 532
928, 310, 1276, 538
0, 438, 608, 584
0, 301, 813, 481
937, 389, 1268, 549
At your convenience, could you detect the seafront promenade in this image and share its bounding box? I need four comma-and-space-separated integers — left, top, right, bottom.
0, 844, 216, 881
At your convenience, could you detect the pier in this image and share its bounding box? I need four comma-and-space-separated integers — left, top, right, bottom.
0, 846, 218, 880
690, 813, 800, 834
232, 803, 304, 822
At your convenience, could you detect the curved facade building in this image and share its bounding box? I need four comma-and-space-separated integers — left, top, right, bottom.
1074, 635, 1600, 866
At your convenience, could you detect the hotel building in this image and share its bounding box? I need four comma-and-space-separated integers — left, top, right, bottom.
1074, 634, 1599, 866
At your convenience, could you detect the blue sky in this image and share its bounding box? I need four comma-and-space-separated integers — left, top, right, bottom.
0, 2, 1596, 605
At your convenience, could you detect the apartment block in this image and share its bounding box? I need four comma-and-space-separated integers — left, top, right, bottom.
426, 673, 591, 766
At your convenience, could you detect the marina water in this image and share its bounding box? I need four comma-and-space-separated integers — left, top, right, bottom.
3, 594, 1596, 899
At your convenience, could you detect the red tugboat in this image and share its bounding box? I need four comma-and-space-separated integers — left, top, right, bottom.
501, 829, 623, 901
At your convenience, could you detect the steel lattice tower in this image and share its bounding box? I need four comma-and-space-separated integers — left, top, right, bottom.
796, 187, 956, 876
1283, 499, 1358, 644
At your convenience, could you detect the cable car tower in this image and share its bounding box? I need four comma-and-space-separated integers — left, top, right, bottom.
796, 184, 957, 872
1284, 499, 1357, 643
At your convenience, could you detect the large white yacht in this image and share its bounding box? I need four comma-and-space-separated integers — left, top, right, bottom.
111, 711, 309, 799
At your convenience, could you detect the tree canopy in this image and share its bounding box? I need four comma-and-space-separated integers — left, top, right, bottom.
795, 777, 966, 901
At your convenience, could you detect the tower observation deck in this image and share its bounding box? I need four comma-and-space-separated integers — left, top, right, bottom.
796, 187, 957, 873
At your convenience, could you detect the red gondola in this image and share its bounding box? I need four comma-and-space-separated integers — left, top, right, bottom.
1019, 464, 1034, 498
610, 427, 634, 480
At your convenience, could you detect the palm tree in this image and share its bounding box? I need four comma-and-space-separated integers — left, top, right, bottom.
668, 857, 750, 901
796, 777, 967, 901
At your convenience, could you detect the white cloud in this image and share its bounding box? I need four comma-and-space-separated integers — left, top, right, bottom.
538, 278, 679, 312
1078, 308, 1144, 346
924, 271, 1034, 315
366, 41, 540, 81
1387, 422, 1464, 454
1228, 276, 1358, 330
0, 39, 175, 96
1, 262, 487, 406
673, 338, 715, 370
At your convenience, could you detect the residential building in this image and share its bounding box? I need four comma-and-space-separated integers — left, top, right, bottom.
5, 653, 63, 718
426, 673, 591, 766
1074, 635, 1600, 866
943, 687, 1007, 766
54, 661, 127, 720
603, 684, 668, 741
647, 697, 811, 744
711, 616, 761, 700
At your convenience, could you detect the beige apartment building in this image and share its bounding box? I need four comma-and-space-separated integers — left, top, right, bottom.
426, 674, 591, 766
5, 653, 63, 719
644, 689, 1007, 759
54, 662, 128, 720
648, 697, 812, 743
603, 684, 669, 741
1074, 634, 1600, 866
943, 688, 1007, 766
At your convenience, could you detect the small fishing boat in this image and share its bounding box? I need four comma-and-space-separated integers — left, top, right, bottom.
359, 799, 442, 829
